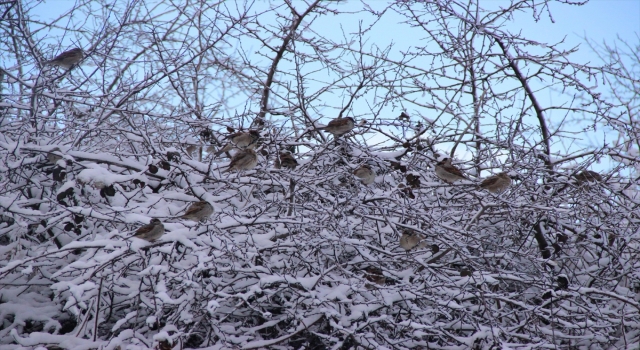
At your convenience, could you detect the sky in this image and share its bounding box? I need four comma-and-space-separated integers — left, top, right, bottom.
33, 0, 640, 57
30, 0, 640, 170
511, 0, 639, 44
32, 0, 640, 96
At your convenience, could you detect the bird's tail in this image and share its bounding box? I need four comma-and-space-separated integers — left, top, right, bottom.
213, 144, 232, 157
213, 163, 231, 173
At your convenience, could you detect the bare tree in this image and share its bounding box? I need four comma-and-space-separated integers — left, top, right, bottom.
0, 0, 638, 349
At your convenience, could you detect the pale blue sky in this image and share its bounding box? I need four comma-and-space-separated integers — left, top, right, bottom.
30, 0, 640, 171
520, 0, 639, 45
32, 1, 640, 88
34, 0, 640, 56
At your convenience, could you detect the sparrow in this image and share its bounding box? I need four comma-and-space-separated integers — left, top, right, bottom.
318, 117, 355, 137
363, 266, 386, 289
353, 165, 376, 185
186, 145, 198, 156
275, 151, 298, 170
222, 148, 258, 173
129, 218, 165, 241
573, 170, 602, 184
399, 229, 426, 251
45, 48, 84, 68
480, 172, 512, 193
434, 158, 467, 183
180, 201, 213, 221
214, 130, 260, 156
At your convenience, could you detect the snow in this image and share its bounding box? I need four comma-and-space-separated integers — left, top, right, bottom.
0, 2, 638, 349
10, 329, 102, 350
77, 165, 142, 187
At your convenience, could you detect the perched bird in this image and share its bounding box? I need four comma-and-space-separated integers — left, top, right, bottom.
399, 230, 426, 251
434, 158, 467, 184
185, 145, 198, 156
318, 117, 355, 137
480, 172, 512, 193
214, 130, 260, 156
45, 48, 84, 68
275, 151, 298, 170
573, 170, 602, 184
180, 201, 213, 221
363, 266, 386, 289
223, 148, 258, 173
353, 165, 376, 185
129, 218, 165, 241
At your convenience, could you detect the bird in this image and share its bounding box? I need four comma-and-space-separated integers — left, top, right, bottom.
180, 201, 213, 221
186, 145, 198, 156
573, 170, 602, 184
434, 158, 467, 183
480, 172, 512, 193
129, 219, 165, 241
275, 151, 298, 170
222, 148, 258, 173
318, 117, 355, 137
214, 130, 260, 156
363, 266, 386, 289
399, 230, 426, 251
353, 165, 376, 185
45, 48, 84, 68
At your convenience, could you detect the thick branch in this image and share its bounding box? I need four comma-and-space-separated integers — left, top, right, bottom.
494, 37, 552, 170
257, 0, 321, 124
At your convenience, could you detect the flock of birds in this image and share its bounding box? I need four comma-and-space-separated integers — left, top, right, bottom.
127, 116, 360, 241
44, 48, 605, 253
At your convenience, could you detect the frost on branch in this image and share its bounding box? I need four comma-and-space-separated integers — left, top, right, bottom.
0, 0, 639, 349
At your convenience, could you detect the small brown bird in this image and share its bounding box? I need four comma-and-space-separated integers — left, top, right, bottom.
434, 158, 467, 183
129, 218, 165, 241
573, 170, 602, 184
363, 266, 386, 289
318, 117, 355, 137
180, 201, 213, 221
214, 130, 260, 156
480, 172, 512, 193
45, 48, 84, 68
275, 151, 298, 170
223, 148, 258, 173
353, 165, 376, 185
185, 145, 198, 156
399, 230, 426, 251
